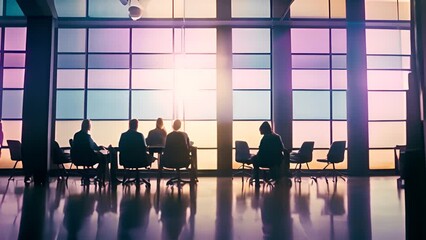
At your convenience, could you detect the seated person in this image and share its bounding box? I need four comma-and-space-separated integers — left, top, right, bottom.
146, 117, 167, 147
249, 121, 289, 185
71, 119, 107, 181
161, 119, 191, 169
119, 119, 155, 168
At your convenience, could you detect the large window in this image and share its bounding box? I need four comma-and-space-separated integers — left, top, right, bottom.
0, 27, 26, 168
366, 29, 409, 169
56, 27, 217, 169
291, 28, 348, 170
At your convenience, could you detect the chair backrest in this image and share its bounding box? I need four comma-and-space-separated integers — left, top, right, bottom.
235, 141, 251, 162
297, 141, 315, 163
51, 140, 70, 164
327, 141, 346, 163
7, 140, 22, 161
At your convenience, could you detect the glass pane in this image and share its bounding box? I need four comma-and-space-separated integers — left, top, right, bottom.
55, 121, 81, 147
3, 69, 24, 88
332, 29, 347, 53
233, 121, 266, 147
291, 29, 329, 53
332, 55, 347, 69
293, 91, 330, 119
175, 69, 216, 90
4, 53, 25, 68
367, 70, 409, 90
175, 54, 216, 69
57, 54, 86, 69
184, 121, 217, 148
292, 70, 330, 89
366, 29, 410, 55
233, 91, 271, 120
56, 90, 85, 119
332, 121, 347, 142
332, 91, 347, 120
140, 0, 172, 18
0, 0, 3, 16
131, 90, 174, 120
232, 29, 270, 53
369, 150, 395, 169
2, 121, 22, 147
6, 0, 24, 16
291, 0, 329, 18
90, 121, 129, 147
184, 28, 216, 53
233, 69, 271, 89
197, 149, 218, 170
293, 121, 330, 148
88, 54, 130, 69
58, 29, 86, 52
88, 0, 128, 18
174, 0, 216, 18
87, 90, 129, 119
367, 56, 410, 70
57, 69, 86, 89
2, 90, 23, 118
330, 0, 346, 18
332, 70, 347, 89
369, 122, 406, 148
89, 29, 130, 53
292, 55, 330, 69
365, 0, 398, 20
132, 28, 173, 53
5, 27, 26, 51
183, 90, 216, 120
55, 0, 87, 17
368, 92, 406, 120
88, 69, 130, 89
231, 0, 270, 18
132, 54, 174, 69
233, 55, 271, 69
398, 0, 410, 20
132, 69, 174, 89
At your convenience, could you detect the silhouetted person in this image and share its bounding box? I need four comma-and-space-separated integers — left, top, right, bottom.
63, 191, 97, 239
249, 121, 289, 186
118, 119, 155, 168
161, 119, 191, 169
71, 119, 107, 181
146, 117, 167, 147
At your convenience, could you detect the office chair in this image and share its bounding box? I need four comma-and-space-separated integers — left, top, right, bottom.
317, 141, 346, 183
51, 140, 72, 179
119, 149, 152, 188
289, 141, 315, 182
69, 138, 102, 186
161, 145, 192, 187
233, 140, 254, 179
6, 140, 22, 181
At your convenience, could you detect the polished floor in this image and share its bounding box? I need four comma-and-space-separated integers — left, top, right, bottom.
0, 176, 404, 240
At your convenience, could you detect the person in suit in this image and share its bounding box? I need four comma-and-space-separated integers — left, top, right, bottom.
146, 117, 167, 147
118, 119, 155, 168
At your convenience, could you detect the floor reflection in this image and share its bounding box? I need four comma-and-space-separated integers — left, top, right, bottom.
0, 176, 405, 240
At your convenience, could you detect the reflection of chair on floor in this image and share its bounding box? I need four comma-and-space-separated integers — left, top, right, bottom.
317, 182, 345, 240
317, 141, 346, 183
51, 141, 72, 179
6, 140, 22, 181
293, 182, 312, 231
289, 141, 314, 182
233, 141, 254, 179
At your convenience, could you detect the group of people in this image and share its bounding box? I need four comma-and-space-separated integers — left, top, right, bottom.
70, 118, 289, 185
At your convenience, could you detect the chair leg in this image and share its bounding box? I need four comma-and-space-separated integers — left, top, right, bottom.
8, 161, 18, 181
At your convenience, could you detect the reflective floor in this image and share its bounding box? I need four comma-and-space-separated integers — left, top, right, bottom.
0, 176, 404, 240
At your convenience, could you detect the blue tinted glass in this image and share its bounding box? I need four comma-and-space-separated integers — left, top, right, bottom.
0, 0, 3, 16
233, 55, 271, 69
57, 54, 86, 68
233, 91, 270, 119
56, 90, 84, 119
332, 91, 347, 120
131, 90, 173, 120
6, 0, 23, 16
292, 55, 330, 69
332, 55, 347, 69
88, 54, 129, 69
2, 90, 23, 118
58, 29, 86, 52
367, 56, 410, 70
87, 90, 129, 119
55, 0, 86, 17
89, 0, 128, 18
132, 54, 174, 69
293, 91, 330, 119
